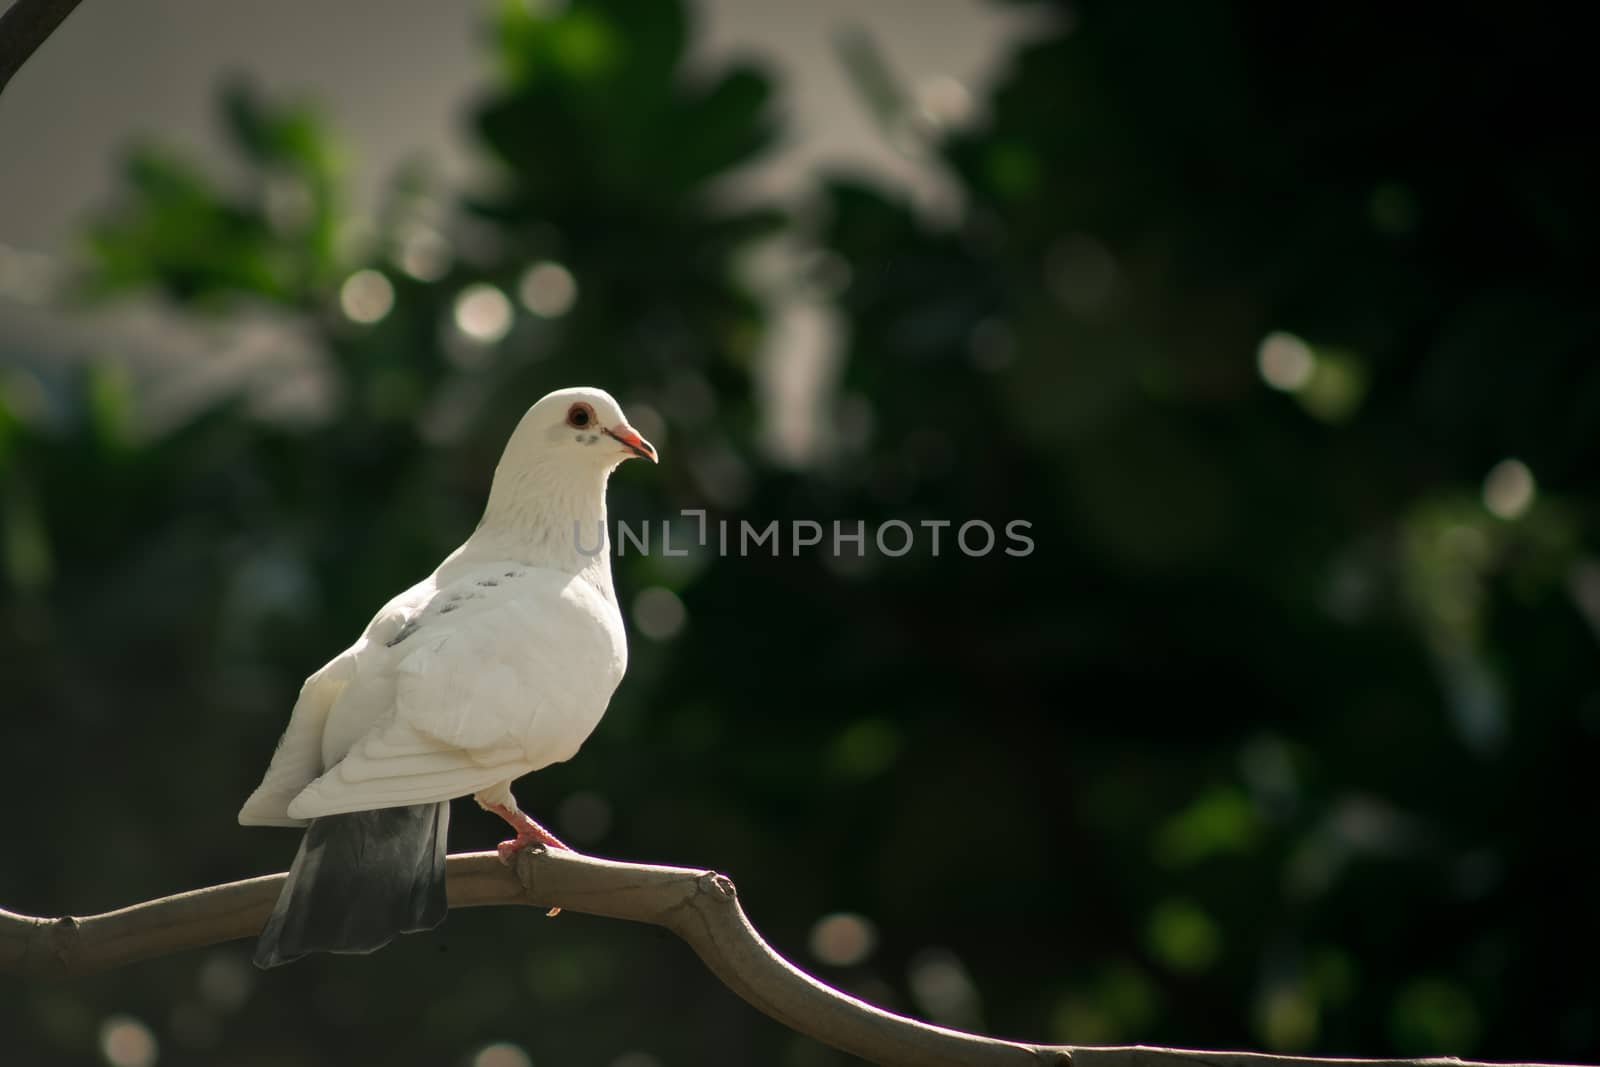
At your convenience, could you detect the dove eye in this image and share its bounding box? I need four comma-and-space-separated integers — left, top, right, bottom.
567, 404, 594, 429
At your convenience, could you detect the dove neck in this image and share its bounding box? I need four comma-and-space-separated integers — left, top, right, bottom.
461, 458, 614, 586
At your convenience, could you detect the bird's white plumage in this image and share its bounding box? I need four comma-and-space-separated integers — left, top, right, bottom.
239, 386, 645, 830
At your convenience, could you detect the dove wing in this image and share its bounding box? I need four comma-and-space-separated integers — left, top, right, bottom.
284, 567, 625, 820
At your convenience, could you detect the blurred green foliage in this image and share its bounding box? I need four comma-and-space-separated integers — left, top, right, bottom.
2, 0, 1598, 1064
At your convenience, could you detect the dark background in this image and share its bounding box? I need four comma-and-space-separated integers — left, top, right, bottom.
3, 1, 1598, 1065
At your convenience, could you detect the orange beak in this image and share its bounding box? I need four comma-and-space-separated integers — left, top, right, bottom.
603, 424, 658, 463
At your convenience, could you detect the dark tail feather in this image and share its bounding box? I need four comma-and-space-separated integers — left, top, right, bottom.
253, 802, 450, 969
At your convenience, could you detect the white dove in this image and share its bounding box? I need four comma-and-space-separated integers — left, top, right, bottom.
239, 386, 656, 968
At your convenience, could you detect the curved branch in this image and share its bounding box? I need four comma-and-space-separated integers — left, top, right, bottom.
0, 0, 85, 97
0, 850, 1577, 1067
503, 850, 1061, 1066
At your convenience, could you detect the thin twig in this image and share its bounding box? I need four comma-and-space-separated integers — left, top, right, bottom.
0, 0, 85, 98
0, 850, 1583, 1067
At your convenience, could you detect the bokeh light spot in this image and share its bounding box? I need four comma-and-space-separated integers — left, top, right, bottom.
1257, 982, 1318, 1051
1482, 459, 1535, 520
1145, 897, 1222, 973
472, 1042, 532, 1067
633, 586, 686, 641
1257, 332, 1315, 391
1296, 350, 1368, 422
610, 1054, 663, 1067
99, 1015, 158, 1067
908, 947, 983, 1028
557, 790, 613, 843
808, 912, 878, 967
519, 261, 578, 317
916, 76, 974, 130
198, 952, 254, 1011
338, 269, 394, 324
454, 284, 514, 343
396, 225, 451, 281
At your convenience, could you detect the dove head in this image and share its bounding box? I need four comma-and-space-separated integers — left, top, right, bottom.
468, 387, 656, 571
508, 386, 658, 470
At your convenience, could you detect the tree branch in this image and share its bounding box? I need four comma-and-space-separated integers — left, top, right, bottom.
0, 0, 84, 98
0, 850, 1579, 1067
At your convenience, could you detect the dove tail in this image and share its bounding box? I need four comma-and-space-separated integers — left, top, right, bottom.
253, 802, 450, 969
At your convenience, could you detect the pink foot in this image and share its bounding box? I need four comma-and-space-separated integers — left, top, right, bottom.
486, 804, 571, 865
486, 803, 569, 916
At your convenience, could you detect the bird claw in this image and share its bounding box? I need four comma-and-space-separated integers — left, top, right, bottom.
488, 804, 571, 863
491, 804, 571, 914
496, 838, 537, 866
496, 833, 572, 866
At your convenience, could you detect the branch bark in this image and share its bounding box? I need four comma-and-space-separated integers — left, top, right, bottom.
0, 850, 1580, 1067
0, 0, 84, 98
